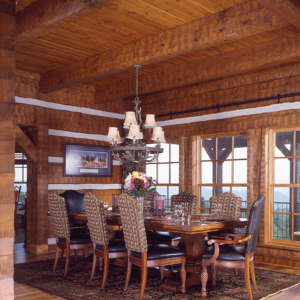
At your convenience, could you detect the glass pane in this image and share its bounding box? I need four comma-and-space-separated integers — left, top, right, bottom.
145, 164, 156, 181
293, 215, 300, 241
294, 187, 300, 214
14, 184, 27, 203
221, 186, 230, 193
273, 187, 290, 213
200, 186, 212, 212
170, 142, 179, 162
296, 131, 300, 156
201, 161, 214, 184
232, 187, 247, 203
296, 158, 300, 184
233, 160, 247, 183
274, 158, 293, 184
158, 143, 170, 163
273, 214, 291, 240
201, 138, 215, 160
158, 164, 169, 184
170, 163, 179, 184
24, 166, 27, 181
275, 131, 293, 157
216, 160, 231, 183
169, 186, 179, 198
14, 167, 23, 182
156, 186, 167, 197
217, 137, 232, 160
233, 135, 247, 159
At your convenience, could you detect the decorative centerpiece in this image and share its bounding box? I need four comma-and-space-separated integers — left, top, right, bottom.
124, 171, 156, 211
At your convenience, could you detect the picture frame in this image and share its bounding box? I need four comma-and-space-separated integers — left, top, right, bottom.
64, 143, 112, 177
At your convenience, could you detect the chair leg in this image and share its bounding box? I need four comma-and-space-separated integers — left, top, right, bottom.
160, 266, 165, 282
53, 246, 60, 271
233, 268, 238, 275
201, 265, 208, 298
140, 253, 148, 300
83, 248, 88, 258
99, 257, 104, 270
64, 244, 70, 278
180, 262, 186, 294
90, 252, 97, 281
60, 249, 64, 259
124, 256, 132, 292
244, 262, 253, 300
101, 250, 109, 289
212, 265, 218, 286
250, 263, 257, 291
74, 250, 78, 262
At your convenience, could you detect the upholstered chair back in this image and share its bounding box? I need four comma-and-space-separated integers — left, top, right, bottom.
171, 191, 198, 215
48, 192, 70, 239
144, 190, 159, 211
245, 194, 266, 254
119, 193, 147, 253
84, 192, 109, 246
209, 192, 243, 220
59, 190, 85, 212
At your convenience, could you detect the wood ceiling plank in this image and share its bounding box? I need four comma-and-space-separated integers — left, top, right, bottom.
94, 32, 300, 103
256, 0, 300, 30
39, 2, 287, 93
16, 0, 113, 47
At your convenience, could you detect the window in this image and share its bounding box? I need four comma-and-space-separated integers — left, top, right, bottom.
14, 153, 27, 203
198, 135, 247, 216
145, 142, 179, 210
270, 129, 300, 242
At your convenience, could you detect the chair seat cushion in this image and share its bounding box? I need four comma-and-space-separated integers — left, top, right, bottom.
58, 231, 92, 245
147, 231, 181, 243
96, 240, 127, 253
131, 244, 185, 260
203, 245, 245, 262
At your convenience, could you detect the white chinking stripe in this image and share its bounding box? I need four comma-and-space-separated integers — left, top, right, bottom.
48, 184, 122, 190
15, 96, 124, 119
48, 156, 122, 165
48, 129, 108, 141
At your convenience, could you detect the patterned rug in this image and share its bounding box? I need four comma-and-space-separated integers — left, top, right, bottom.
14, 258, 300, 300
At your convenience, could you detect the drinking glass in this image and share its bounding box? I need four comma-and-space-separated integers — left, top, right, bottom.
145, 200, 152, 216
214, 203, 222, 218
182, 202, 189, 218
103, 201, 109, 215
174, 204, 182, 219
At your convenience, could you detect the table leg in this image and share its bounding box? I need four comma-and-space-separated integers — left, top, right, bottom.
161, 233, 207, 292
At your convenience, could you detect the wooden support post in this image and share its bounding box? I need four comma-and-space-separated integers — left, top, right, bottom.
0, 1, 15, 299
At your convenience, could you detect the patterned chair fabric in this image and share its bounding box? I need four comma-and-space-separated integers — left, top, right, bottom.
84, 192, 109, 246
48, 192, 71, 239
209, 192, 242, 220
143, 190, 159, 211
171, 191, 198, 215
119, 193, 147, 253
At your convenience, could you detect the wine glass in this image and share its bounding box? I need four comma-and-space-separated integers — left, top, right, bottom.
214, 203, 222, 218
103, 201, 109, 215
145, 200, 152, 216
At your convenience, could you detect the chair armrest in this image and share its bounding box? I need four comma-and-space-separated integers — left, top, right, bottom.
220, 232, 246, 240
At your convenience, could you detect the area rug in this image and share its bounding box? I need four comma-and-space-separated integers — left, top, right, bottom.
14, 258, 300, 300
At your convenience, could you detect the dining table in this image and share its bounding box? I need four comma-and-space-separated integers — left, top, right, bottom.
69, 211, 247, 292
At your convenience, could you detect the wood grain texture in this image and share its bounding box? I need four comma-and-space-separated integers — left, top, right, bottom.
39, 1, 287, 93
16, 0, 112, 46
257, 0, 300, 30
15, 125, 37, 162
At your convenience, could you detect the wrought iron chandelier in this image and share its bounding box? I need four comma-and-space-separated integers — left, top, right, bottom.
107, 65, 165, 163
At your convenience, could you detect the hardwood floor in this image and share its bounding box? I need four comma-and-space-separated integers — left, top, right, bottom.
14, 243, 300, 300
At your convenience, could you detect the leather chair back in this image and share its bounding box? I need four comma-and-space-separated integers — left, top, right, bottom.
245, 194, 266, 254
59, 190, 85, 212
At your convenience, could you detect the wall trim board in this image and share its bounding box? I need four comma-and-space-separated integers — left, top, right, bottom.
48, 129, 108, 141
48, 184, 122, 190
48, 156, 122, 165
15, 96, 124, 119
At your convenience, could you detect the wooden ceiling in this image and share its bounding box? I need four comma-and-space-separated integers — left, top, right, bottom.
15, 0, 300, 101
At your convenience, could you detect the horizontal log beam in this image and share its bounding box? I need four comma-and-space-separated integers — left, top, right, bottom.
15, 125, 37, 162
256, 0, 300, 30
96, 32, 300, 103
39, 2, 287, 93
16, 0, 112, 47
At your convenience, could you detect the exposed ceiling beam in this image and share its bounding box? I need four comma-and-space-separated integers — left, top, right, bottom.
16, 0, 112, 47
15, 126, 37, 162
256, 0, 300, 30
95, 33, 300, 103
39, 2, 287, 93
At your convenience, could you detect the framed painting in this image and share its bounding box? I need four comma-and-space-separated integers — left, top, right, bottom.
64, 143, 112, 176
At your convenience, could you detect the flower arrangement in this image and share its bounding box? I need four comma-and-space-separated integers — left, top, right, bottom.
124, 171, 156, 197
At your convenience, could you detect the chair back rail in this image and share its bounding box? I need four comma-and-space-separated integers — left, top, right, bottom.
119, 193, 147, 253
84, 192, 109, 246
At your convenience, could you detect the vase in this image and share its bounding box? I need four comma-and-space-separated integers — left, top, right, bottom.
136, 196, 144, 212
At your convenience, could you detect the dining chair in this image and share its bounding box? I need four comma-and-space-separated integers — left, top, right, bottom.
201, 194, 266, 300
84, 192, 127, 287
119, 193, 186, 300
48, 192, 93, 277
143, 190, 158, 211
14, 186, 21, 235
171, 191, 198, 215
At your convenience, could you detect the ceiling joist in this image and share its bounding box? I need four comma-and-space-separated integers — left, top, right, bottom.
95, 33, 300, 103
39, 2, 287, 93
16, 0, 112, 47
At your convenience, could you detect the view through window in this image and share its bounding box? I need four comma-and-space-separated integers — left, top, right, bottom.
14, 153, 27, 203
198, 135, 247, 217
145, 141, 179, 210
